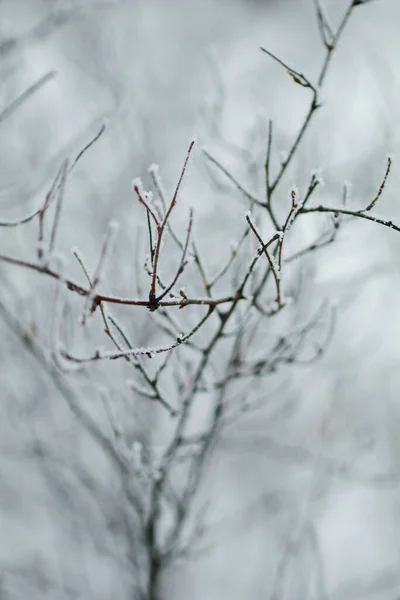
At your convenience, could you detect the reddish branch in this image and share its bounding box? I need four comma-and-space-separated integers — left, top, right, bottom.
134, 141, 195, 311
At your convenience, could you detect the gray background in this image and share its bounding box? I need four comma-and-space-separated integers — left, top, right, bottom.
1, 0, 400, 599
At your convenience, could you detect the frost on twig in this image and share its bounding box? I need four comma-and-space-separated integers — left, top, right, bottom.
284, 186, 304, 233
62, 304, 214, 367
133, 178, 161, 228
362, 156, 392, 212
133, 142, 195, 311
81, 220, 120, 325
148, 163, 168, 214
37, 160, 68, 262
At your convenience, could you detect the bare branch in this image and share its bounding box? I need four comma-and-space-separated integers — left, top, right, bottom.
60, 305, 215, 364
260, 0, 358, 198
133, 180, 161, 229
260, 47, 317, 91
69, 123, 106, 171
300, 206, 400, 233
362, 156, 392, 212
314, 0, 334, 50
246, 212, 282, 311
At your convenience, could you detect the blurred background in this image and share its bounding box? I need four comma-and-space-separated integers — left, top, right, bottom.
1, 0, 400, 598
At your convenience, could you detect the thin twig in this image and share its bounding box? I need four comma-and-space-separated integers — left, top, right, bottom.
134, 142, 195, 311
318, 1, 355, 87
37, 162, 66, 259
157, 209, 194, 303
49, 160, 69, 254
260, 47, 316, 91
265, 119, 273, 197
210, 227, 250, 289
61, 305, 215, 363
134, 182, 161, 229
202, 148, 265, 207
70, 123, 106, 170
300, 206, 400, 233
0, 71, 56, 124
0, 206, 49, 228
260, 1, 357, 197
246, 213, 282, 310
362, 156, 392, 212
81, 220, 119, 324
150, 142, 194, 305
